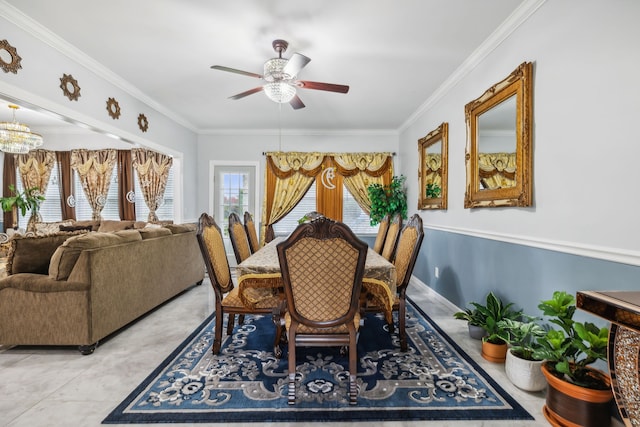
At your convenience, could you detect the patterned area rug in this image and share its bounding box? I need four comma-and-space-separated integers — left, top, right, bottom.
103, 298, 533, 423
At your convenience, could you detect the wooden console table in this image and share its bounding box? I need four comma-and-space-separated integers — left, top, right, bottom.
577, 291, 640, 427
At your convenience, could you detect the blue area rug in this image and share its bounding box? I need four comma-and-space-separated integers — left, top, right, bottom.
103, 298, 533, 423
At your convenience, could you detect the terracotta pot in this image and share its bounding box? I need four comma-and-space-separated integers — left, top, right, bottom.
541, 362, 613, 427
504, 349, 546, 392
481, 339, 507, 363
468, 323, 487, 340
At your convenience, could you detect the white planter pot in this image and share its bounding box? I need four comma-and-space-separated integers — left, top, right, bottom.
504, 349, 546, 392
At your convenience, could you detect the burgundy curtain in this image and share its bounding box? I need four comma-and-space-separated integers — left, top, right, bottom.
2, 154, 16, 231
117, 150, 136, 220
56, 151, 76, 221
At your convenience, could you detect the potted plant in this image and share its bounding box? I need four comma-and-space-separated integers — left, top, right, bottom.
0, 184, 45, 232
367, 175, 407, 226
497, 316, 547, 391
453, 307, 487, 340
534, 291, 613, 427
459, 292, 521, 362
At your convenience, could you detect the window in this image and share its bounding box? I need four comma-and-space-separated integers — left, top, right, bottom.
73, 168, 120, 220
211, 164, 258, 259
15, 163, 63, 229
134, 168, 174, 222
272, 181, 378, 236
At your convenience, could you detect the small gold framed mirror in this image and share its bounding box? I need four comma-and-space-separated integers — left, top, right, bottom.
418, 122, 448, 210
464, 61, 533, 208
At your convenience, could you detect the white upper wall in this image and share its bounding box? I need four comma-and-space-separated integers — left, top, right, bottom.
398, 0, 640, 262
0, 15, 200, 222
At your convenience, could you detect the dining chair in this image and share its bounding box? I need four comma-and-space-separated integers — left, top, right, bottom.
197, 213, 282, 354
372, 214, 390, 254
243, 211, 261, 254
228, 212, 252, 264
276, 216, 368, 405
367, 214, 424, 352
380, 212, 403, 261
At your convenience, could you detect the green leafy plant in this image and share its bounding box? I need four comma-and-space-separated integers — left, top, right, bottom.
497, 316, 546, 360
425, 183, 441, 198
367, 175, 407, 226
533, 291, 609, 389
0, 185, 45, 217
453, 307, 486, 327
469, 292, 522, 344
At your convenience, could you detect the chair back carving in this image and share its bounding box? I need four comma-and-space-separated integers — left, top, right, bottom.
277, 217, 368, 331
243, 211, 260, 253
372, 214, 389, 254
394, 214, 424, 290
381, 213, 403, 261
229, 212, 252, 264
197, 213, 234, 298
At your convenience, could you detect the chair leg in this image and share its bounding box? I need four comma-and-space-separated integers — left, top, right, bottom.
348, 331, 358, 405
287, 328, 297, 405
226, 314, 235, 335
398, 296, 407, 352
212, 312, 223, 354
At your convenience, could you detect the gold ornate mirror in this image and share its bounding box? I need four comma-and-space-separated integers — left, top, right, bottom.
418, 122, 448, 210
464, 61, 533, 208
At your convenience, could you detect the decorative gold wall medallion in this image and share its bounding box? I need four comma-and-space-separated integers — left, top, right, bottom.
137, 113, 149, 132
106, 97, 121, 119
59, 74, 81, 101
0, 39, 22, 74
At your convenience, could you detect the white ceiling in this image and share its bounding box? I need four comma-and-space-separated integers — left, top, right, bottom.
2, 0, 527, 133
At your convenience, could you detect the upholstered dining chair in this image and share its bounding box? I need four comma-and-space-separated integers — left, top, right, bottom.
276, 217, 368, 405
380, 213, 403, 261
243, 211, 261, 254
196, 213, 282, 354
228, 212, 252, 264
372, 214, 390, 254
367, 214, 424, 352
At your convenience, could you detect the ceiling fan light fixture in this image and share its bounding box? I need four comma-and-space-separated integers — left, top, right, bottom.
0, 105, 43, 154
264, 82, 296, 103
263, 58, 291, 81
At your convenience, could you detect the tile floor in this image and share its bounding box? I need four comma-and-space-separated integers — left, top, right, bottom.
0, 277, 622, 427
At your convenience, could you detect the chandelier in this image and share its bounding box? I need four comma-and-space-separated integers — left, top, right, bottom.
262, 58, 296, 103
0, 105, 44, 154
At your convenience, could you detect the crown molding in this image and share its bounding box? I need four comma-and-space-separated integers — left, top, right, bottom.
398, 0, 547, 133
0, 1, 197, 132
199, 128, 399, 136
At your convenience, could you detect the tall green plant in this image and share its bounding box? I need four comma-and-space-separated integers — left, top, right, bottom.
0, 185, 45, 217
367, 175, 407, 226
533, 291, 609, 389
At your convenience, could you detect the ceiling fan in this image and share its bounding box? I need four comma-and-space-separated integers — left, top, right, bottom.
210, 39, 349, 110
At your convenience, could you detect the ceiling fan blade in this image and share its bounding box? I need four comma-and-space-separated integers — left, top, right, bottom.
289, 94, 305, 110
228, 86, 264, 100
283, 53, 311, 77
210, 65, 262, 79
296, 80, 349, 94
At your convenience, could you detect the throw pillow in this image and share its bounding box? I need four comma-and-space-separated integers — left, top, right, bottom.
59, 224, 93, 232
98, 220, 135, 233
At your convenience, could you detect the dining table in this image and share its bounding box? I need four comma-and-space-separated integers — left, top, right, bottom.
236, 236, 398, 322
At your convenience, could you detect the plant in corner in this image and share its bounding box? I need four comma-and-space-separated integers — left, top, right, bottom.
497, 316, 547, 391
534, 291, 613, 427
367, 175, 407, 226
0, 184, 45, 231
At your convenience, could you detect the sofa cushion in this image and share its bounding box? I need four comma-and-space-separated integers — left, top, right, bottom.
35, 221, 74, 236
138, 227, 172, 239
7, 232, 88, 275
163, 223, 196, 234
73, 220, 101, 231
98, 220, 135, 233
48, 231, 143, 280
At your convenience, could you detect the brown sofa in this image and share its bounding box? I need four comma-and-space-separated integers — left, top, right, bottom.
0, 224, 204, 354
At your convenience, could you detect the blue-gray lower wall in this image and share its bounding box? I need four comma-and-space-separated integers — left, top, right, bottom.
414, 228, 640, 326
